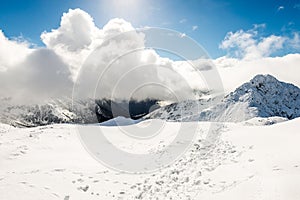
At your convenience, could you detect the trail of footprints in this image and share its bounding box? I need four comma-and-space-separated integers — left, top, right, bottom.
63, 136, 242, 199
127, 138, 241, 199
5, 124, 290, 200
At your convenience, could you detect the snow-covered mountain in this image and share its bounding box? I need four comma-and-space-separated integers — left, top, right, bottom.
0, 98, 161, 127
1, 74, 299, 126
0, 98, 98, 127
145, 74, 300, 123
1, 75, 300, 199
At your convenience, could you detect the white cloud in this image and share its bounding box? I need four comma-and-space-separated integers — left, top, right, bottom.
41, 9, 103, 80
0, 31, 71, 104
179, 19, 187, 24
220, 26, 287, 60
192, 25, 198, 31
0, 47, 73, 104
218, 26, 300, 93
294, 4, 300, 10
214, 54, 300, 93
290, 32, 300, 49
253, 23, 266, 29
41, 9, 100, 52
179, 33, 186, 38
40, 9, 141, 81
1, 8, 300, 105
277, 6, 284, 11
0, 30, 32, 70
0, 9, 210, 103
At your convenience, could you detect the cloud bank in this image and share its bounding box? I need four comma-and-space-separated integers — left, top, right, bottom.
220, 25, 300, 60
216, 25, 300, 93
0, 9, 211, 104
0, 9, 299, 105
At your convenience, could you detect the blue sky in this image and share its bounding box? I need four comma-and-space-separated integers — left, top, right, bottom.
0, 0, 300, 58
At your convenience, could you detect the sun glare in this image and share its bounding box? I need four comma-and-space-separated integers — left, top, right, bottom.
103, 0, 148, 24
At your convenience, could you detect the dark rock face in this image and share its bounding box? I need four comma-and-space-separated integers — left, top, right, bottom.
95, 99, 160, 122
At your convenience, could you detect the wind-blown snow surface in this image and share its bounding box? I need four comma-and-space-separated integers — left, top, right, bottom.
1, 119, 300, 200
145, 74, 300, 123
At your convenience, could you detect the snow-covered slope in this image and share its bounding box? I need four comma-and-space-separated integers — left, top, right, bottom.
143, 98, 216, 121
99, 116, 140, 126
145, 74, 300, 123
1, 119, 300, 199
0, 98, 98, 127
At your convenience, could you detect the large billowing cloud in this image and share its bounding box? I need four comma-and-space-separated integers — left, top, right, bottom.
0, 30, 73, 104
0, 9, 209, 104
41, 9, 98, 51
0, 8, 299, 105
40, 9, 102, 80
0, 48, 72, 104
40, 9, 143, 81
0, 30, 32, 71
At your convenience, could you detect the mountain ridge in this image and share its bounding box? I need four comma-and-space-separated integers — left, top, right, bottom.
145, 74, 300, 123
1, 74, 300, 127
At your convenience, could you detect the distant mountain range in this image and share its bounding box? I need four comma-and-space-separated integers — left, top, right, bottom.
0, 98, 160, 127
1, 74, 300, 127
0, 98, 97, 127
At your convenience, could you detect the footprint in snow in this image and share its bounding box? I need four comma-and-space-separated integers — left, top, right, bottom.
53, 168, 66, 172
52, 193, 59, 197
64, 196, 70, 200
78, 185, 89, 192
77, 178, 84, 182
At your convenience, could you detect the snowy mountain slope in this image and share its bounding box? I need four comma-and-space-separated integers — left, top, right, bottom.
199, 74, 300, 122
145, 74, 300, 123
0, 98, 98, 127
143, 98, 216, 121
1, 74, 299, 127
0, 98, 161, 127
1, 119, 300, 199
